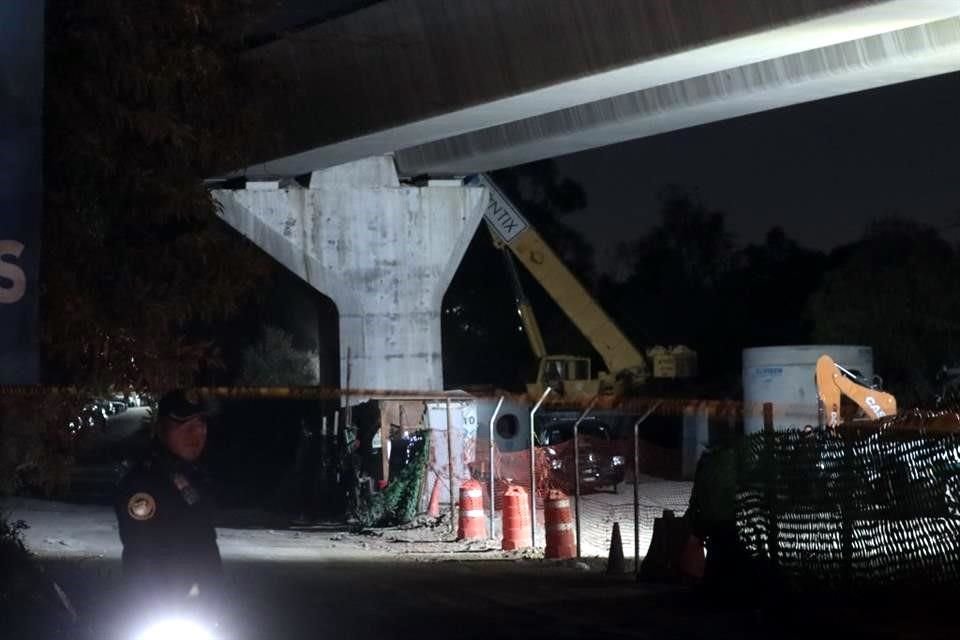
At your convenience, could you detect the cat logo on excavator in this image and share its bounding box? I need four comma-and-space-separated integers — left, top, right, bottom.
815, 354, 897, 427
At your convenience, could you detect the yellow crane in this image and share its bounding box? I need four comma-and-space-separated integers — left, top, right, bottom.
472, 175, 694, 400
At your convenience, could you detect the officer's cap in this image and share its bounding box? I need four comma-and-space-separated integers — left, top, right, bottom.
157, 389, 211, 423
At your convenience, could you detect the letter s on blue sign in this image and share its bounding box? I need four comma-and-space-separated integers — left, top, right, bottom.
0, 240, 27, 304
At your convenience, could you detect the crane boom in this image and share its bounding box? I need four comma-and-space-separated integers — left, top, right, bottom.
496, 232, 547, 360
473, 174, 646, 377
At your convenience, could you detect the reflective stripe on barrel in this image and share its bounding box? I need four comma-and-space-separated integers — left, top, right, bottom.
544, 489, 576, 559
457, 479, 487, 540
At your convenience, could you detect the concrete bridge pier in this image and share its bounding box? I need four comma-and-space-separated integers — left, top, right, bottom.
213, 157, 486, 394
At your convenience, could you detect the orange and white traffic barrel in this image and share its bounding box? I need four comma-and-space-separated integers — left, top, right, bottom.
501, 485, 531, 550
457, 479, 487, 540
544, 489, 576, 559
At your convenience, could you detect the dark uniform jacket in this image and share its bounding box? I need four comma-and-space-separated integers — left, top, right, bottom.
114, 445, 223, 605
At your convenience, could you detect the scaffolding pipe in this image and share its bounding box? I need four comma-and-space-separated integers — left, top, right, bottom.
572, 396, 598, 558
632, 401, 662, 578
446, 398, 456, 533
529, 387, 552, 548
488, 396, 504, 541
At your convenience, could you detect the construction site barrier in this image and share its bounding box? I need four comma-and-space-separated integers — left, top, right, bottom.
501, 485, 531, 551
639, 510, 693, 581
457, 479, 486, 540
732, 424, 960, 589
544, 490, 576, 559
478, 430, 691, 558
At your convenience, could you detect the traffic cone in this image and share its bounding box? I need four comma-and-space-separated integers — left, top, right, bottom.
679, 534, 705, 580
427, 477, 441, 518
639, 509, 690, 582
606, 522, 626, 574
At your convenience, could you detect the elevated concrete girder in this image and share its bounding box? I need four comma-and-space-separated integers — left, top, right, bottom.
233, 0, 960, 178
213, 157, 486, 393
396, 15, 960, 175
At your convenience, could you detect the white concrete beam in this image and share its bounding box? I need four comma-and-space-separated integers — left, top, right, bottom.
396, 15, 960, 176
231, 0, 960, 178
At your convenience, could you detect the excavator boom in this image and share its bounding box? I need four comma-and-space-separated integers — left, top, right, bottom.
816, 354, 897, 427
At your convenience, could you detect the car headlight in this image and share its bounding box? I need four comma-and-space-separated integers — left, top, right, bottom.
135, 618, 214, 640
611, 456, 625, 466
550, 459, 563, 470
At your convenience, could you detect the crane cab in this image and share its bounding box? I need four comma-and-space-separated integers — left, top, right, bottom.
527, 355, 603, 400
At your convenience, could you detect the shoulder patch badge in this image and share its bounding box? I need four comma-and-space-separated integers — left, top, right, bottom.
128, 492, 157, 521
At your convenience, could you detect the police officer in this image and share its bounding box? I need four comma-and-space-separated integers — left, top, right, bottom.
114, 389, 222, 611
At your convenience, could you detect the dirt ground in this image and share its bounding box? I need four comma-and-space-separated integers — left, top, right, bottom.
2, 473, 691, 562
6, 497, 960, 639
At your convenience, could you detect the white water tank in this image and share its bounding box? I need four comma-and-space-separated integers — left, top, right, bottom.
742, 345, 874, 433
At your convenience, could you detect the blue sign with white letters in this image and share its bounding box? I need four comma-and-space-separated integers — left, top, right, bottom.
0, 1, 44, 383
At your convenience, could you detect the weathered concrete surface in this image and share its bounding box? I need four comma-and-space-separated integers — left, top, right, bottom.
214, 157, 485, 393
225, 0, 960, 177
398, 15, 960, 175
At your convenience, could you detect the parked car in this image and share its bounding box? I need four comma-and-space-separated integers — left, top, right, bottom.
537, 418, 626, 494
65, 401, 109, 440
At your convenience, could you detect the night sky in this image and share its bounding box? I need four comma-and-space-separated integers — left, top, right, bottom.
553, 71, 960, 275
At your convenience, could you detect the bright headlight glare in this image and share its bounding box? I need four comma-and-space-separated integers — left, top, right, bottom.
611, 455, 625, 466
136, 618, 213, 640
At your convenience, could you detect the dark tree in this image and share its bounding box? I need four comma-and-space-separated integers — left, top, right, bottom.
442, 161, 592, 389
808, 218, 960, 404
605, 187, 736, 376
488, 162, 592, 277
1, 1, 282, 497
719, 226, 826, 363
41, 0, 277, 391
239, 326, 319, 387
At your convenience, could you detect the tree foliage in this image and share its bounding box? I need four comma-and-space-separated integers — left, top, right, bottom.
0, 389, 86, 497
808, 218, 960, 404
445, 173, 958, 406
238, 326, 319, 387
607, 187, 735, 357
442, 161, 591, 389
42, 0, 277, 391
601, 188, 831, 386
489, 162, 592, 276
716, 227, 827, 373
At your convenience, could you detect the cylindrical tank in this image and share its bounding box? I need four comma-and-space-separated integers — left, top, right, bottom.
742, 345, 874, 433
474, 397, 530, 452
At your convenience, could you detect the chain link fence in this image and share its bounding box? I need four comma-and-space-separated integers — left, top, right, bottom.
473, 408, 695, 557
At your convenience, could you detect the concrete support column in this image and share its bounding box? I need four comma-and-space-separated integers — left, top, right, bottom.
214, 157, 486, 393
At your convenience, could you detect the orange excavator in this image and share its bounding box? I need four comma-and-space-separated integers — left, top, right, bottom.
815, 354, 897, 428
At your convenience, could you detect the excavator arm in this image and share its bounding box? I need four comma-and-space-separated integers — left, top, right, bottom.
815, 354, 897, 427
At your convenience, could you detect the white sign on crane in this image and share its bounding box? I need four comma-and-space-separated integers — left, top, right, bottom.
471, 175, 528, 243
